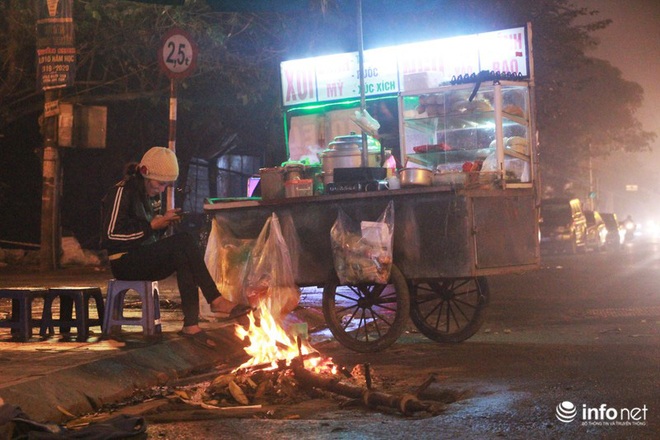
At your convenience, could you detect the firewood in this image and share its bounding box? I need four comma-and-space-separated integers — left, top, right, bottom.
228, 380, 250, 405
209, 373, 236, 394
414, 373, 437, 397
292, 365, 444, 415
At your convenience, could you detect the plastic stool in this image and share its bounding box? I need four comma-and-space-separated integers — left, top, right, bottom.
40, 287, 105, 341
103, 280, 161, 338
0, 288, 48, 341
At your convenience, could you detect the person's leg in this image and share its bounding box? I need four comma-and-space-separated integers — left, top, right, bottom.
110, 237, 203, 327
167, 233, 221, 304
110, 245, 175, 281
111, 233, 242, 329
165, 233, 247, 316
163, 233, 214, 326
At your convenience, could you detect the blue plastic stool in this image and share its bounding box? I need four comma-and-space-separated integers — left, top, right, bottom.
40, 286, 105, 341
103, 280, 161, 338
0, 288, 48, 341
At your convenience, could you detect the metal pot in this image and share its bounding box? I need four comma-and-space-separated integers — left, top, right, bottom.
328, 134, 362, 150
319, 134, 388, 184
328, 134, 381, 150
319, 149, 388, 184
319, 148, 361, 184
399, 168, 432, 187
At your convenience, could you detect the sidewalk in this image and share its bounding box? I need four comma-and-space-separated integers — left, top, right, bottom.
0, 265, 325, 424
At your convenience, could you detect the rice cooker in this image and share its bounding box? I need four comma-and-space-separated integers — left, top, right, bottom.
319, 134, 387, 184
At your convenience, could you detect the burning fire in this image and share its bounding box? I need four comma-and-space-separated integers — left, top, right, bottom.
234, 300, 336, 375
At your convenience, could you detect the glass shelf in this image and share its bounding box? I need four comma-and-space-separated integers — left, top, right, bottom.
404, 110, 528, 134
399, 82, 533, 186
406, 150, 486, 168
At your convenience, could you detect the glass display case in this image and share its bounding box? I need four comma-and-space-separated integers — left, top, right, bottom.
398, 81, 533, 189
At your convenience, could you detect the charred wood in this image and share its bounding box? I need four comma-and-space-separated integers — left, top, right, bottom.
292, 365, 445, 415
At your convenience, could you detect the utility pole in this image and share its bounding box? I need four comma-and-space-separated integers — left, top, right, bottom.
39, 90, 62, 271
36, 0, 75, 270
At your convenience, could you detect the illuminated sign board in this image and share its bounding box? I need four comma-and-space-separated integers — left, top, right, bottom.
280, 26, 529, 107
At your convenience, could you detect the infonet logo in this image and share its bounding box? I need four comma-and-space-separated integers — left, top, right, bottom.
556, 401, 649, 426
556, 401, 578, 423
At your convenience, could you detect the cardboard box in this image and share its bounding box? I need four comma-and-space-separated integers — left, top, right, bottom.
284, 179, 313, 198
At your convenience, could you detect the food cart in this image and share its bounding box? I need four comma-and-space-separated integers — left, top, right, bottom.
204, 24, 540, 353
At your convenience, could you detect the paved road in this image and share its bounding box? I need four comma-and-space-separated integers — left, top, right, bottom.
147, 240, 659, 439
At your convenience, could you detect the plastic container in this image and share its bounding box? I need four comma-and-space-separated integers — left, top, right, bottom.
432, 172, 465, 187
260, 167, 285, 199
386, 175, 401, 189
284, 179, 313, 198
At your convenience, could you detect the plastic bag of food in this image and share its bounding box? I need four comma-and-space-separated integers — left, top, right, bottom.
204, 218, 256, 306
243, 213, 300, 321
330, 201, 394, 284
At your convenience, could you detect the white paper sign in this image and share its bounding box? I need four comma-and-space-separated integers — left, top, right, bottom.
280, 26, 529, 106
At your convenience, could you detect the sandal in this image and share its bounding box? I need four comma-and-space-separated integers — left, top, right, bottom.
177, 330, 217, 349
212, 304, 253, 322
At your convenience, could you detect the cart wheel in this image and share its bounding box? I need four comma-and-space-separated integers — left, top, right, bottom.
322, 264, 410, 353
409, 277, 489, 343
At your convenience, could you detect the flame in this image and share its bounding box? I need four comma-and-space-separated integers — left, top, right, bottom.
234, 300, 336, 375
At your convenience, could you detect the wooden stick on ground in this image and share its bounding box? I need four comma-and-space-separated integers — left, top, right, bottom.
292, 365, 445, 415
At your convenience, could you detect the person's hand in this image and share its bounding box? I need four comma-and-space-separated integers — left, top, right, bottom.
150, 209, 182, 230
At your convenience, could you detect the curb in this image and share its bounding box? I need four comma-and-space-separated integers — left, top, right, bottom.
0, 328, 246, 424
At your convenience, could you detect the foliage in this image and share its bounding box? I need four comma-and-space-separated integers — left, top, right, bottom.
1, 0, 289, 152
0, 0, 295, 246
0, 0, 39, 125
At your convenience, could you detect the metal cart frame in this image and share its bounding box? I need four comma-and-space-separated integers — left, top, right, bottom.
204, 184, 539, 352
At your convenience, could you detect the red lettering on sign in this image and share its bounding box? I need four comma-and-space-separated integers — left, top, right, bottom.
400, 55, 444, 75
285, 69, 315, 103
510, 59, 519, 72
285, 70, 298, 102
296, 73, 309, 100
510, 32, 523, 51
491, 59, 520, 73
326, 82, 344, 98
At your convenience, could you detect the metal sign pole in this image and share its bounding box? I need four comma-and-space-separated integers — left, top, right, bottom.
357, 0, 368, 168
158, 27, 197, 219
167, 78, 177, 212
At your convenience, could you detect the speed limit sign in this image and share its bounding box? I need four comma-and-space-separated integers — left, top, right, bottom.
159, 27, 197, 79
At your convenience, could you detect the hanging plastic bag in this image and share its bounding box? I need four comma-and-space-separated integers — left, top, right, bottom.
330, 201, 394, 284
351, 108, 381, 137
203, 217, 255, 310
243, 213, 300, 321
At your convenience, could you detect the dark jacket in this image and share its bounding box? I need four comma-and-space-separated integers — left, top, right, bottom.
100, 175, 164, 256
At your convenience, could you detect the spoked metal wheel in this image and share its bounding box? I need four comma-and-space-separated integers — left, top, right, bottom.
409, 277, 489, 343
322, 264, 410, 353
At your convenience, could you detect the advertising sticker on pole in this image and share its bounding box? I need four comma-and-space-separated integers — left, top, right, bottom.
36, 0, 76, 91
